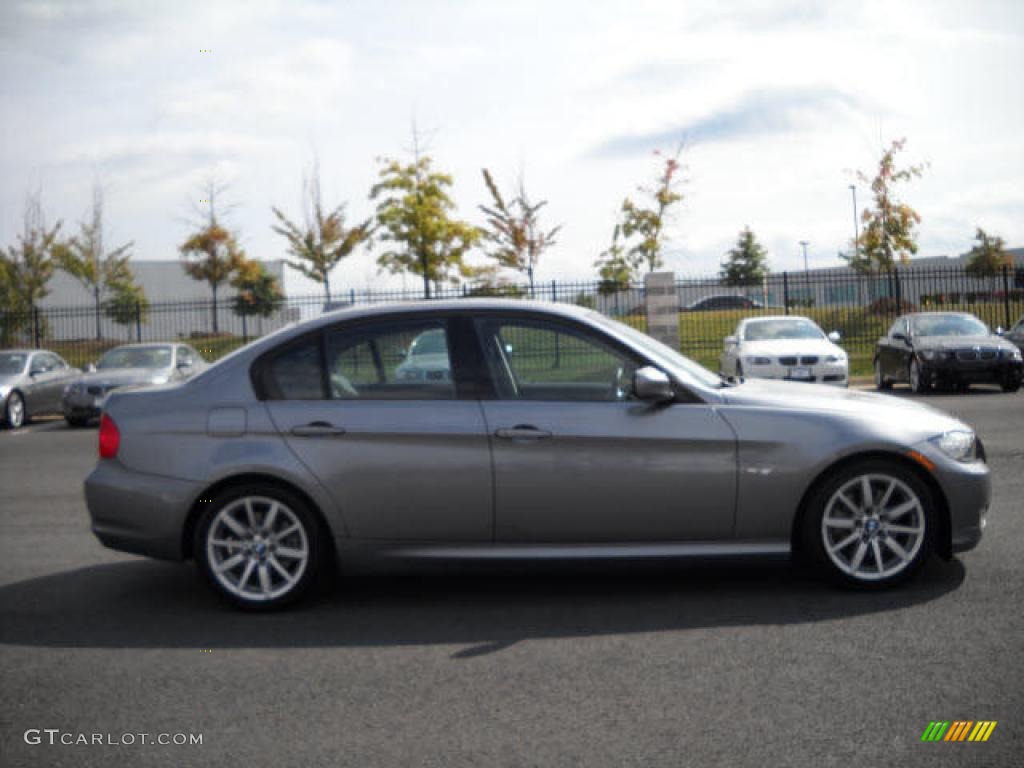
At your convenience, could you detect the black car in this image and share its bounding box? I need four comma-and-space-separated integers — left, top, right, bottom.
874, 312, 1023, 393
687, 295, 763, 311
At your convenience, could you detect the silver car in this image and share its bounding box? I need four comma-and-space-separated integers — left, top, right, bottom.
62, 343, 206, 426
0, 349, 80, 429
84, 300, 990, 609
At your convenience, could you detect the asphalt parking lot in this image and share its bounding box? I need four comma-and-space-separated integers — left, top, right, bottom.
1, 388, 1022, 767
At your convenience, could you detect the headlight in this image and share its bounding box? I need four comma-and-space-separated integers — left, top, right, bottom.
919, 350, 938, 361
825, 354, 847, 363
0, 385, 10, 398
150, 376, 170, 385
1003, 348, 1022, 361
745, 356, 772, 365
930, 430, 977, 462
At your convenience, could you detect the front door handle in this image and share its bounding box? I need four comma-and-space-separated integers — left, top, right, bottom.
494, 425, 552, 440
290, 421, 347, 438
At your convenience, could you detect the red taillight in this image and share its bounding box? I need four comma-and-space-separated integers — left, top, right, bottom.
98, 413, 120, 459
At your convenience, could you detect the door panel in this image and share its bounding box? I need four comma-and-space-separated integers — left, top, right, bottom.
481, 400, 736, 541
266, 400, 493, 540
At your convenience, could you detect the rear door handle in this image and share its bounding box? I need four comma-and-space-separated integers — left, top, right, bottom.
290, 421, 347, 438
494, 425, 552, 440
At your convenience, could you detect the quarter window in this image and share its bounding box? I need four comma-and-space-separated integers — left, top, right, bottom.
476, 318, 639, 402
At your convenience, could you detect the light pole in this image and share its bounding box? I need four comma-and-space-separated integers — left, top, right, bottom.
799, 240, 809, 274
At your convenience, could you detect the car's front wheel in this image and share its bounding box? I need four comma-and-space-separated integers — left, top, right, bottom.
1002, 376, 1021, 393
4, 391, 26, 429
803, 461, 935, 589
909, 358, 929, 394
873, 358, 891, 390
195, 485, 323, 610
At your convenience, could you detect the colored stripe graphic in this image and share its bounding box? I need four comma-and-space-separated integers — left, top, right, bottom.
922, 721, 997, 742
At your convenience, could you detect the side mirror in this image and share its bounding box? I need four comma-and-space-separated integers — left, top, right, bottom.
86, 363, 97, 373
29, 367, 43, 377
177, 359, 192, 369
892, 332, 907, 344
995, 326, 1004, 336
724, 335, 738, 347
633, 366, 674, 403
828, 331, 841, 343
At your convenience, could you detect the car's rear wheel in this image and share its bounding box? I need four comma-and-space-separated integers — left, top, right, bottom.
804, 461, 934, 589
873, 358, 891, 390
4, 391, 26, 429
909, 358, 929, 394
1002, 376, 1021, 393
65, 415, 90, 428
195, 485, 322, 610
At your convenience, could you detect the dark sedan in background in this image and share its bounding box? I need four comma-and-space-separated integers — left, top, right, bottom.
61, 343, 207, 426
874, 312, 1023, 393
0, 349, 80, 429
1005, 315, 1024, 351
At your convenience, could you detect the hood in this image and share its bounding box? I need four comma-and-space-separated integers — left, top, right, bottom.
739, 338, 842, 357
721, 378, 965, 433
914, 334, 1015, 352
0, 373, 26, 388
75, 367, 172, 388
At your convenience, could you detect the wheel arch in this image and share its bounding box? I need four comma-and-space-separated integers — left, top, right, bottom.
181, 472, 336, 561
789, 450, 952, 562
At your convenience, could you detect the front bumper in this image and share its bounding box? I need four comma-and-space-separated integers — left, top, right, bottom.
917, 358, 1023, 387
62, 390, 105, 420
744, 363, 849, 386
84, 460, 199, 561
915, 444, 991, 555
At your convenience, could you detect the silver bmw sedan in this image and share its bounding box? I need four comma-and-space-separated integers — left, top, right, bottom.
84, 300, 990, 610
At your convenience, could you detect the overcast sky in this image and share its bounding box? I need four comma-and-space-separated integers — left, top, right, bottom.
1, 0, 1022, 295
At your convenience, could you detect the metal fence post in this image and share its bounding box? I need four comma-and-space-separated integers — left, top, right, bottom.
135, 301, 142, 342
1002, 265, 1012, 330
551, 280, 558, 303
782, 272, 790, 315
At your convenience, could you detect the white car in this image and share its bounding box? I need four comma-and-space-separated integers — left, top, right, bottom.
394, 328, 452, 383
720, 316, 848, 386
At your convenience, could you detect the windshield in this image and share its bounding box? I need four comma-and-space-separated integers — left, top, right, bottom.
97, 346, 172, 370
743, 319, 824, 341
912, 314, 989, 338
591, 313, 722, 389
408, 329, 446, 356
0, 353, 29, 375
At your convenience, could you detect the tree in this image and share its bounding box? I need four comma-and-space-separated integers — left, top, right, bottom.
478, 168, 560, 297
720, 227, 769, 286
232, 258, 284, 319
965, 227, 1010, 294
370, 132, 481, 298
103, 280, 149, 339
594, 225, 636, 295
1, 191, 65, 312
59, 183, 139, 340
271, 161, 371, 303
620, 145, 685, 273
852, 138, 926, 272
179, 180, 245, 334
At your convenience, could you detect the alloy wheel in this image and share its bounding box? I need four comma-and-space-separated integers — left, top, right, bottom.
5, 392, 25, 429
205, 496, 310, 603
820, 473, 926, 582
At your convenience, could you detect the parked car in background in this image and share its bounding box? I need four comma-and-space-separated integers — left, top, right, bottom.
1004, 315, 1024, 351
394, 328, 452, 383
62, 343, 207, 426
85, 300, 988, 609
687, 295, 763, 311
720, 316, 848, 386
0, 349, 80, 429
874, 312, 1023, 394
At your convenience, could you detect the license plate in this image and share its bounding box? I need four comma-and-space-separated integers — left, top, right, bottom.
789, 367, 812, 380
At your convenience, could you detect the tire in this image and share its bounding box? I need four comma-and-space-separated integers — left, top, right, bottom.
802, 460, 935, 589
873, 358, 891, 390
195, 484, 325, 611
909, 358, 929, 394
735, 362, 744, 380
4, 391, 26, 429
65, 416, 90, 428
1002, 379, 1021, 393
